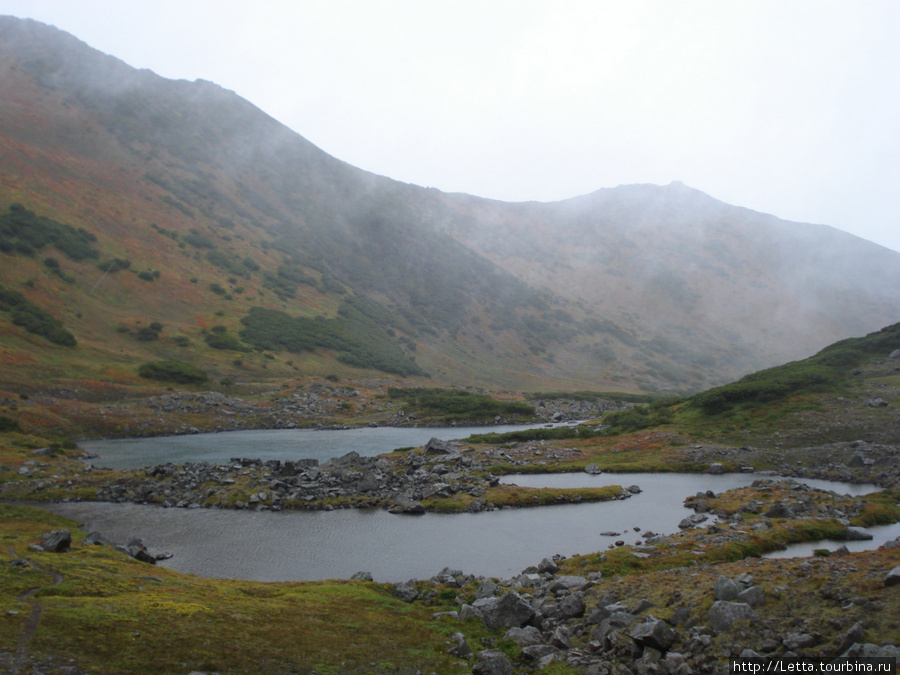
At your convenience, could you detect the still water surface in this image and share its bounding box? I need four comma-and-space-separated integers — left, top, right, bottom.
80, 424, 559, 470
49, 467, 889, 583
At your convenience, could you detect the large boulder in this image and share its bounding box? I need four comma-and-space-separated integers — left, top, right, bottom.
478, 591, 535, 631
885, 566, 900, 587
387, 496, 425, 514
713, 576, 741, 601
472, 649, 514, 675
630, 619, 677, 652
708, 601, 759, 633
38, 529, 72, 553
424, 437, 454, 455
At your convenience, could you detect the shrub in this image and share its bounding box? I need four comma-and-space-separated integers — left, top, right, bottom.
138, 271, 155, 282
0, 283, 76, 346
0, 415, 21, 432
138, 360, 208, 384
387, 388, 534, 422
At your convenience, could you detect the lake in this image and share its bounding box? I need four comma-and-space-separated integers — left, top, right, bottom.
48, 465, 888, 582
79, 423, 567, 470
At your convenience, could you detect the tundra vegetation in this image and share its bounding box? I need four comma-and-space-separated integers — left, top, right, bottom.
1, 324, 899, 672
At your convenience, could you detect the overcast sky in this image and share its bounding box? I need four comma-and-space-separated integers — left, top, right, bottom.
1, 1, 898, 252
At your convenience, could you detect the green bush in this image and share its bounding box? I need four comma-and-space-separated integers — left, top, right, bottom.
0, 283, 76, 346
138, 360, 208, 384
239, 300, 425, 377
387, 387, 534, 422
0, 203, 99, 261
0, 415, 21, 432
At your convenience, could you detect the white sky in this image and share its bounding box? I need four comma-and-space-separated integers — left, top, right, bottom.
1, 1, 898, 252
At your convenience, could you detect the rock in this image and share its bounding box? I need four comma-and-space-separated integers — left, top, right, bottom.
765, 502, 795, 519
584, 463, 602, 474
885, 566, 900, 587
520, 644, 559, 663
708, 601, 759, 633
707, 462, 725, 474
844, 527, 873, 541
556, 592, 586, 619
447, 632, 472, 658
713, 576, 741, 601
737, 586, 765, 607
865, 398, 889, 408
424, 437, 454, 455
391, 582, 418, 602
538, 557, 559, 574
836, 622, 866, 653
504, 625, 543, 646
475, 579, 499, 600
549, 575, 589, 593
387, 496, 425, 514
478, 591, 535, 631
39, 529, 72, 553
630, 619, 677, 652
350, 571, 373, 581
678, 514, 708, 529
472, 649, 514, 675
783, 633, 816, 651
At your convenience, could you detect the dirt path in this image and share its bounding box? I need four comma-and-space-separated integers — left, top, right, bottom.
6, 546, 65, 674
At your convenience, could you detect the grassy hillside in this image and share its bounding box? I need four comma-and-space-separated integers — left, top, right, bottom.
2, 16, 900, 398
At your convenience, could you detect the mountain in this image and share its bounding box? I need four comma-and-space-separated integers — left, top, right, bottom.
1, 15, 899, 394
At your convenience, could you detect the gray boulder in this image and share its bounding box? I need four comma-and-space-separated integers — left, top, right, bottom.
844, 527, 873, 541
472, 649, 514, 675
504, 625, 544, 646
479, 591, 535, 631
713, 576, 741, 601
424, 437, 454, 455
630, 619, 676, 652
885, 566, 900, 587
737, 585, 766, 607
39, 529, 72, 553
447, 632, 472, 658
391, 582, 418, 602
708, 601, 759, 633
387, 496, 425, 514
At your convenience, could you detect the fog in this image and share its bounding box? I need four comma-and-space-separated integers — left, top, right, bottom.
0, 1, 897, 253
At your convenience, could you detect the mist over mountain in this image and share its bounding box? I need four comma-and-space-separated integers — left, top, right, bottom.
1, 16, 898, 393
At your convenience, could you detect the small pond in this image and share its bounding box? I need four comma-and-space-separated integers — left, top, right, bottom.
47, 471, 887, 583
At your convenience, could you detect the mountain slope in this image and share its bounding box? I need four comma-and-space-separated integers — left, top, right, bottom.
0, 15, 898, 394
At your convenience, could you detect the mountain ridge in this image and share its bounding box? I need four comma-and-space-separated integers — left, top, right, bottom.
0, 15, 898, 393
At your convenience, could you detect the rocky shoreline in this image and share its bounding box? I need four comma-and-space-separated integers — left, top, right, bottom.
88, 437, 632, 512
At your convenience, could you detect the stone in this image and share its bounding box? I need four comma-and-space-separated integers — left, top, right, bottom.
884, 566, 900, 587
350, 571, 373, 581
713, 576, 741, 601
708, 601, 759, 633
39, 529, 72, 553
630, 619, 676, 652
550, 625, 572, 649
836, 622, 865, 653
783, 633, 816, 651
584, 463, 602, 474
424, 437, 454, 455
504, 625, 543, 646
707, 462, 725, 474
447, 632, 472, 658
387, 496, 425, 514
736, 586, 765, 607
475, 579, 499, 600
391, 582, 418, 602
845, 527, 873, 541
478, 591, 535, 631
538, 557, 559, 574
556, 592, 586, 619
472, 649, 514, 675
